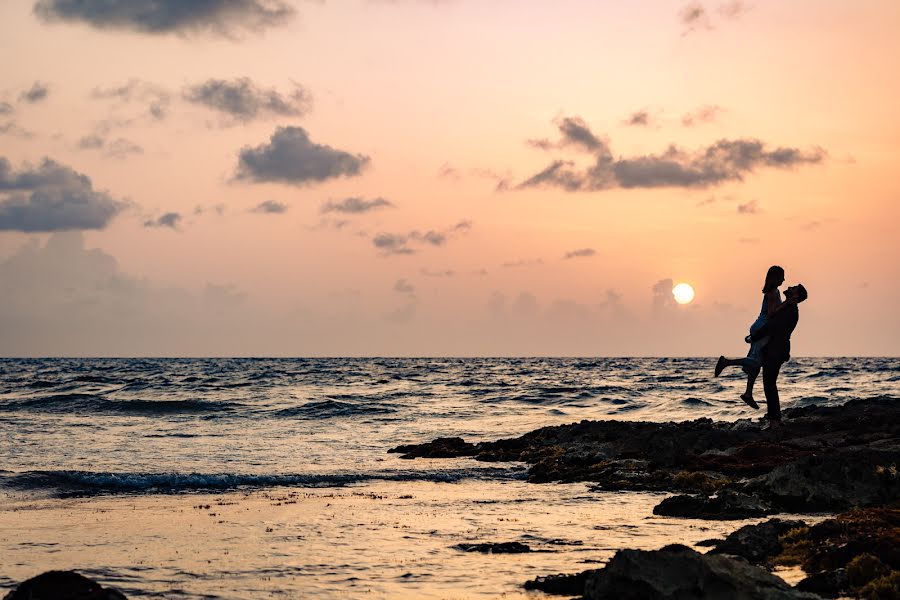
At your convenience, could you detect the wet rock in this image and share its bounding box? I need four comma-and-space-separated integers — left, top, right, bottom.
524, 570, 594, 596
653, 490, 772, 520
710, 518, 807, 565
4, 571, 127, 600
388, 436, 478, 459
453, 541, 532, 553
582, 544, 821, 600
796, 568, 848, 597
746, 449, 900, 513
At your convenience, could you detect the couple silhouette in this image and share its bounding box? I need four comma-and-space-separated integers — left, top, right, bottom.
715, 266, 808, 430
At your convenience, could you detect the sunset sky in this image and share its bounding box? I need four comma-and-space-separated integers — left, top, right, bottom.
1, 0, 898, 356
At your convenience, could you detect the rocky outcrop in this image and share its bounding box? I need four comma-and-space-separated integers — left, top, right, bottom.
582, 544, 821, 600
453, 541, 532, 553
3, 571, 127, 600
392, 398, 900, 518
709, 518, 807, 565
524, 570, 595, 595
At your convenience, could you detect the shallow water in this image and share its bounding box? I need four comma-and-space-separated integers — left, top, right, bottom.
0, 358, 896, 597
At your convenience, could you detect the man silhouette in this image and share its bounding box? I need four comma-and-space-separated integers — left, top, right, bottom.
748, 283, 808, 430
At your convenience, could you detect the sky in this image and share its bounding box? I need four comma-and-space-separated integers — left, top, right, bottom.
0, 0, 898, 357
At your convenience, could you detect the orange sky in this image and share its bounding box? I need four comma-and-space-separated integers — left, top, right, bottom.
1, 0, 898, 356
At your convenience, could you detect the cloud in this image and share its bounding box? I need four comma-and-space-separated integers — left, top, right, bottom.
33, 0, 296, 36
680, 2, 710, 34
235, 126, 370, 186
737, 199, 760, 214
420, 268, 455, 278
624, 110, 652, 127
719, 1, 750, 19
0, 122, 34, 138
517, 117, 825, 192
183, 78, 312, 123
393, 278, 415, 297
92, 80, 171, 121
78, 134, 144, 159
320, 196, 394, 214
0, 157, 126, 232
251, 200, 287, 214
144, 212, 181, 229
19, 82, 49, 104
373, 220, 472, 255
0, 102, 13, 115
563, 248, 597, 259
501, 258, 543, 268
681, 105, 723, 127
652, 278, 677, 311
528, 116, 607, 153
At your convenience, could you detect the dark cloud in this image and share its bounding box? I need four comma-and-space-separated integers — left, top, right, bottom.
144, 212, 181, 229
183, 78, 312, 123
78, 134, 143, 159
624, 110, 651, 127
737, 199, 760, 214
235, 126, 370, 186
0, 102, 13, 115
33, 0, 296, 36
251, 200, 287, 214
652, 278, 677, 311
0, 157, 126, 232
19, 82, 49, 104
373, 220, 472, 256
437, 163, 461, 180
320, 196, 394, 214
517, 118, 825, 192
563, 248, 596, 259
529, 116, 607, 154
393, 278, 415, 297
681, 105, 722, 127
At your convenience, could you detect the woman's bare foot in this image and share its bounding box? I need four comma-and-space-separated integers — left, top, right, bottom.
715, 356, 726, 377
740, 393, 759, 409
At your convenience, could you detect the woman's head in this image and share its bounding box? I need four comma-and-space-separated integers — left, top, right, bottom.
763, 265, 785, 292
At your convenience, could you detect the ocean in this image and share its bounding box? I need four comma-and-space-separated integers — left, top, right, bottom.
1, 357, 897, 598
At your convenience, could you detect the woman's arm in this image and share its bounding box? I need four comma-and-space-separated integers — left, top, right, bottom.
766, 288, 784, 316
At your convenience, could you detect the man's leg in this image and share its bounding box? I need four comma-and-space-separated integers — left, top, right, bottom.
762, 359, 783, 422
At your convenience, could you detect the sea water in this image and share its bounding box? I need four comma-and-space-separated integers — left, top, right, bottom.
0, 357, 896, 597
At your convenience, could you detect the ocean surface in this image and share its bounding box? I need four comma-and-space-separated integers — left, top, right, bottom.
1, 357, 897, 598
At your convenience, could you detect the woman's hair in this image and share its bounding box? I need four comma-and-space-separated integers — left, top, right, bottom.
762, 265, 785, 293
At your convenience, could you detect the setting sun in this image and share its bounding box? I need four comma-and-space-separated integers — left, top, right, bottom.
672, 283, 695, 305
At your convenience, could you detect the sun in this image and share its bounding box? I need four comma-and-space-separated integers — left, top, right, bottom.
672, 283, 695, 305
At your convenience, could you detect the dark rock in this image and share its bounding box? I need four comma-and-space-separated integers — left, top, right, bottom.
388, 436, 478, 459
796, 568, 848, 597
746, 448, 900, 512
652, 490, 772, 520
453, 541, 532, 553
710, 518, 807, 565
696, 538, 725, 547
524, 570, 594, 596
4, 571, 127, 600
582, 544, 821, 600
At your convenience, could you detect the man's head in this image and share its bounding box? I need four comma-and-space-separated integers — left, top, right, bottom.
785, 284, 808, 303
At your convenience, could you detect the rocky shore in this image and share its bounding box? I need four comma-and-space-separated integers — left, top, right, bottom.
391, 397, 900, 598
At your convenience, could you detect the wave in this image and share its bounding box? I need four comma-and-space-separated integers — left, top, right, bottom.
1, 467, 526, 495
0, 394, 244, 415
274, 399, 396, 419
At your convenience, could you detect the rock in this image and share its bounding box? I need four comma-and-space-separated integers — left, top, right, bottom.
582, 544, 821, 600
746, 448, 900, 512
653, 490, 772, 520
388, 436, 478, 459
796, 568, 848, 597
711, 518, 807, 565
4, 571, 127, 600
524, 570, 594, 596
453, 541, 532, 553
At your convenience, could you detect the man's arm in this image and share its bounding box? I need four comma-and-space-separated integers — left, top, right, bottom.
749, 302, 796, 342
